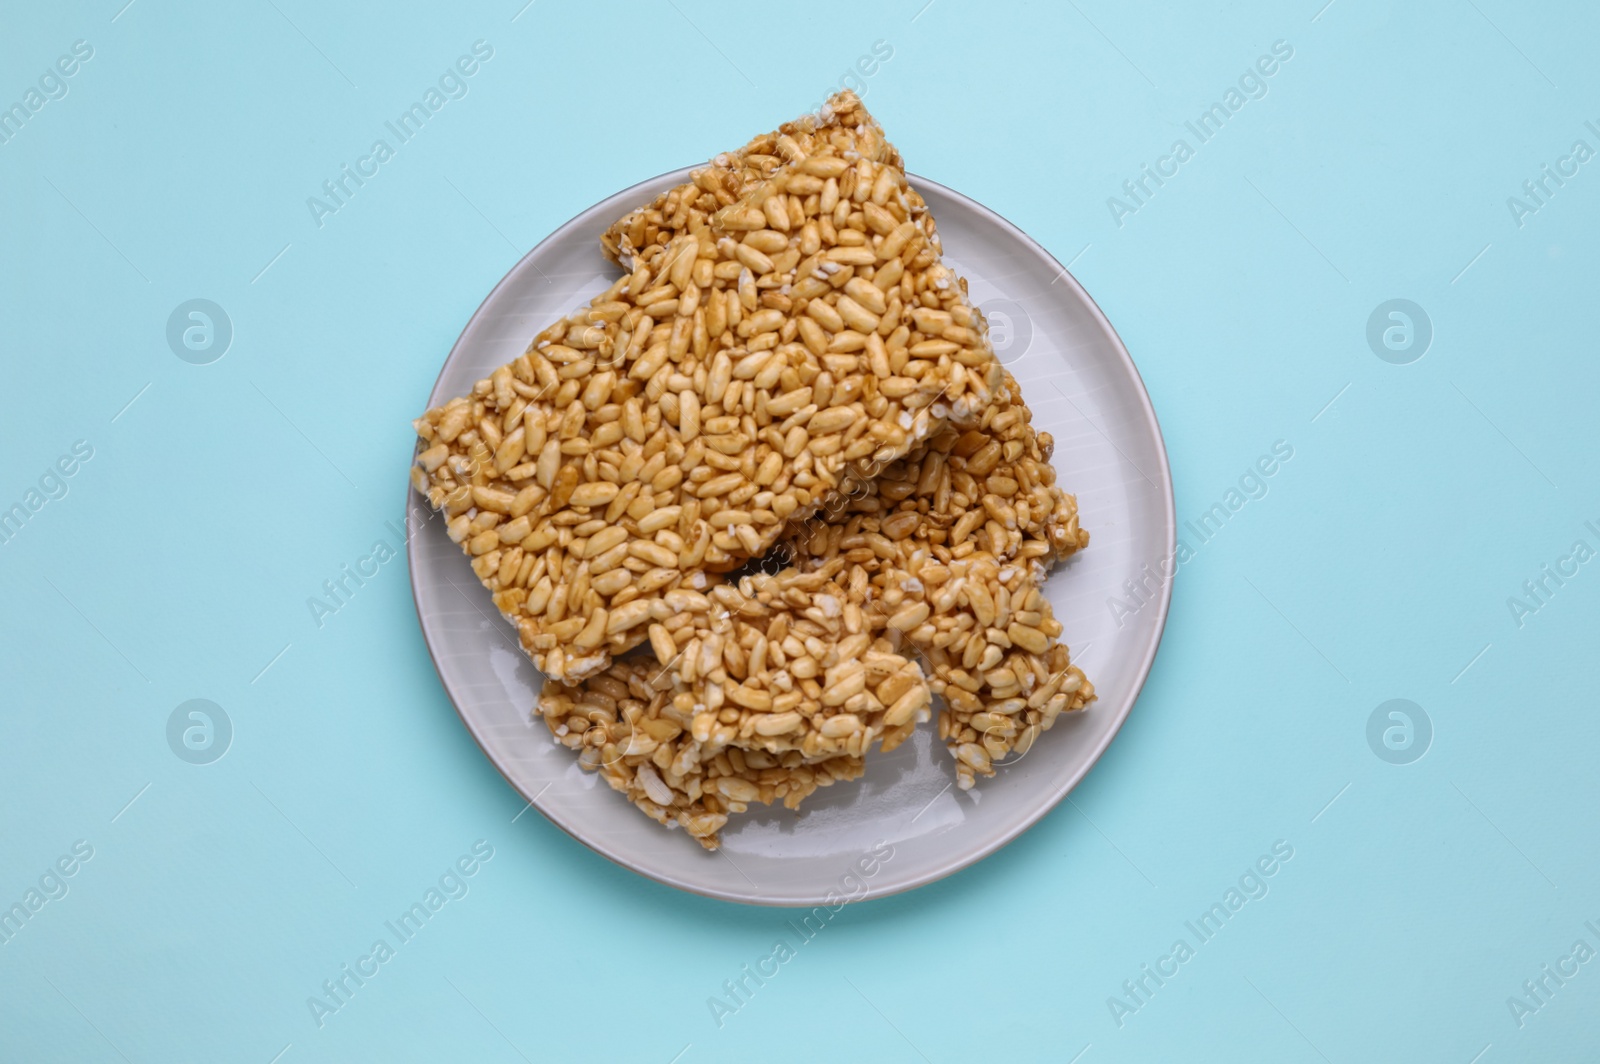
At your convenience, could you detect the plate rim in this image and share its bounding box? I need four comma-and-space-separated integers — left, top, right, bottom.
407, 165, 1176, 906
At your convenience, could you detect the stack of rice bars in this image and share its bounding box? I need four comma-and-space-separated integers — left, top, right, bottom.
411, 92, 1094, 849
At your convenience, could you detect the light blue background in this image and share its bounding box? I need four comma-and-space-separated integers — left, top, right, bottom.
2, 0, 1596, 1060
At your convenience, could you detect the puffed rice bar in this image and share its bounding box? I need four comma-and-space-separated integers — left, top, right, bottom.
412, 96, 1003, 685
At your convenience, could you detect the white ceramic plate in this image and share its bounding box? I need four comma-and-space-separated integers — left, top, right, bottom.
408, 167, 1174, 906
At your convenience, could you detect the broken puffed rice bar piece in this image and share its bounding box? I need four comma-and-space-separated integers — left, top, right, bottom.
654, 563, 932, 762
536, 657, 866, 849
